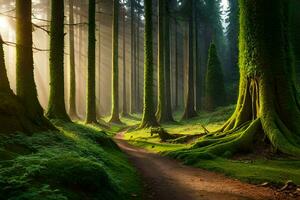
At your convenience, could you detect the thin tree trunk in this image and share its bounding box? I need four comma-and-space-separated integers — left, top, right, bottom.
122, 5, 128, 116
109, 0, 121, 123
174, 21, 179, 110
68, 0, 77, 118
130, 0, 136, 114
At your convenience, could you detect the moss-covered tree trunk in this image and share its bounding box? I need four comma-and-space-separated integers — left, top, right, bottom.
122, 5, 128, 117
109, 0, 121, 123
140, 0, 159, 128
182, 0, 197, 120
188, 0, 300, 158
85, 0, 97, 124
164, 0, 174, 122
16, 0, 54, 129
156, 0, 167, 122
68, 0, 78, 119
46, 0, 70, 121
205, 43, 226, 111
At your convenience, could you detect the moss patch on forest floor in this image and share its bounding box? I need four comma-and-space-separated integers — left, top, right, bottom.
122, 105, 300, 186
0, 120, 141, 200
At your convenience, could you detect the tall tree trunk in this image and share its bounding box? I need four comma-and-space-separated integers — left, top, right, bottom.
86, 0, 97, 123
68, 0, 78, 118
97, 13, 102, 118
16, 0, 54, 128
164, 0, 174, 121
174, 21, 179, 110
195, 16, 202, 112
46, 0, 70, 121
122, 5, 128, 116
182, 0, 197, 120
140, 0, 159, 128
187, 0, 300, 158
136, 8, 141, 113
109, 0, 121, 123
130, 0, 136, 114
156, 0, 167, 122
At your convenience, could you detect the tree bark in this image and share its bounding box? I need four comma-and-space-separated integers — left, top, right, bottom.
16, 0, 54, 129
189, 0, 300, 158
86, 0, 97, 123
182, 0, 197, 120
140, 0, 159, 128
109, 0, 121, 123
122, 5, 128, 117
46, 0, 70, 121
68, 0, 78, 119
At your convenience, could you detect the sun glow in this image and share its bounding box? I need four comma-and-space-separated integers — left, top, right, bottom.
0, 16, 9, 29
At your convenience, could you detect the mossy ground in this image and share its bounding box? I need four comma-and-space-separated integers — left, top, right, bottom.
122, 105, 300, 186
0, 120, 141, 200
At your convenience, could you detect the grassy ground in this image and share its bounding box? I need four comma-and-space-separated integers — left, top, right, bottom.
0, 120, 141, 200
122, 105, 300, 186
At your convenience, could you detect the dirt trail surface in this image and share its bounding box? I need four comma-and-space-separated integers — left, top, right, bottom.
114, 132, 294, 200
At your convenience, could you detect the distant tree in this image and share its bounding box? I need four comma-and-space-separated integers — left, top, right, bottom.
121, 3, 129, 117
205, 43, 226, 111
109, 0, 121, 123
182, 0, 197, 120
46, 0, 70, 121
86, 0, 98, 124
68, 0, 78, 118
130, 0, 137, 114
16, 0, 54, 129
140, 0, 159, 128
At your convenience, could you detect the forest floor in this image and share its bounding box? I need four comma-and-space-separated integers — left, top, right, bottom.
119, 105, 300, 199
115, 131, 293, 200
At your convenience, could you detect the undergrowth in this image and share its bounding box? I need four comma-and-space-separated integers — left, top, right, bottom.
0, 120, 141, 200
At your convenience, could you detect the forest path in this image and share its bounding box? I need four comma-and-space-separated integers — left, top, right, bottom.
114, 131, 292, 200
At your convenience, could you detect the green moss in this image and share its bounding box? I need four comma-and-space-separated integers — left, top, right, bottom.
140, 0, 159, 128
194, 158, 300, 186
0, 122, 141, 200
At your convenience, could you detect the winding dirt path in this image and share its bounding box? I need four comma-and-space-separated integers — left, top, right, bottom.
114, 132, 293, 200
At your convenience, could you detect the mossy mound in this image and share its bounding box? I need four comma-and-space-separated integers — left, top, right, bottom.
0, 122, 141, 200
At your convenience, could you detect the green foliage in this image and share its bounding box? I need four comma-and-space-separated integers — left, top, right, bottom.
205, 42, 226, 111
0, 122, 141, 200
